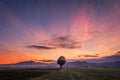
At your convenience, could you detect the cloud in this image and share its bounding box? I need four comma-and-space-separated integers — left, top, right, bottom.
100, 51, 120, 61
84, 54, 99, 57
49, 35, 81, 49
27, 35, 82, 50
27, 45, 56, 49
34, 59, 54, 64
84, 52, 120, 63
78, 54, 99, 58
38, 60, 54, 62
114, 51, 120, 55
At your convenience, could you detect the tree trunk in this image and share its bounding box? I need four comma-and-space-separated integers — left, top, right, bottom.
60, 65, 62, 69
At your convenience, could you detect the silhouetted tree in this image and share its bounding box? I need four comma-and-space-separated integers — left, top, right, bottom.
57, 56, 66, 69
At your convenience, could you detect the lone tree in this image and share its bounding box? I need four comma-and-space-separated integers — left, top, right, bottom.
57, 56, 66, 69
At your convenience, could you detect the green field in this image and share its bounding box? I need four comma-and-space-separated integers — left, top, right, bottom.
0, 68, 120, 80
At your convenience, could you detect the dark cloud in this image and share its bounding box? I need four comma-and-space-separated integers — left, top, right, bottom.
27, 45, 56, 49
115, 51, 120, 55
84, 52, 120, 63
78, 54, 99, 57
34, 59, 54, 64
84, 54, 99, 57
100, 51, 120, 61
50, 35, 81, 49
27, 35, 82, 50
38, 60, 54, 62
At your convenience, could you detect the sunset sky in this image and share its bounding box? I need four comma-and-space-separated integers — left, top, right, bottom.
0, 0, 120, 64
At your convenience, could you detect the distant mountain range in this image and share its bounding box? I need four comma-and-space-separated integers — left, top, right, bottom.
66, 61, 120, 68
0, 61, 58, 68
0, 60, 120, 68
15, 61, 44, 65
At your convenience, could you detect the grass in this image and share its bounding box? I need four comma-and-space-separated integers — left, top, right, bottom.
0, 67, 120, 80
0, 68, 58, 80
40, 68, 120, 80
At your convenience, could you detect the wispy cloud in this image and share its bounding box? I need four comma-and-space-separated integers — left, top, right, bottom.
27, 35, 82, 50
78, 54, 99, 58
27, 45, 56, 49
100, 51, 120, 61
34, 59, 54, 64
85, 52, 120, 63
39, 60, 54, 62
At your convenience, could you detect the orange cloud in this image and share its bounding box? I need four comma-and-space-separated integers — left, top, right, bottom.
35, 59, 54, 64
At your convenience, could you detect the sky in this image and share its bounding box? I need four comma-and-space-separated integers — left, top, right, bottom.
0, 0, 120, 64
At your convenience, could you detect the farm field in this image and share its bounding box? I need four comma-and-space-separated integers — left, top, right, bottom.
35, 68, 120, 80
0, 68, 120, 80
0, 68, 58, 80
